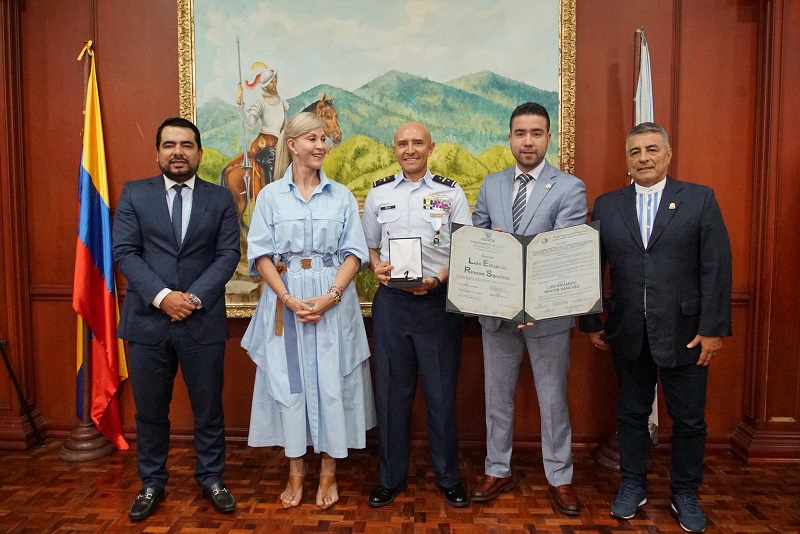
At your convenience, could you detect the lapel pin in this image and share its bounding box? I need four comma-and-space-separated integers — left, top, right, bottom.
545, 183, 552, 190
669, 202, 676, 210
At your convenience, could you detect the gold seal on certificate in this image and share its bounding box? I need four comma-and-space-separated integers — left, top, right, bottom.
446, 223, 602, 322
387, 237, 424, 287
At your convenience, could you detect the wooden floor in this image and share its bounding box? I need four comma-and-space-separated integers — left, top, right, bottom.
0, 439, 798, 533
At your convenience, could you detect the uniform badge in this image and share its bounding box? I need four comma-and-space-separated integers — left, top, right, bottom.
423, 194, 452, 247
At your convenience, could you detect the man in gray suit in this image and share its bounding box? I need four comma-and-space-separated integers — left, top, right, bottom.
471, 102, 587, 515
113, 117, 240, 521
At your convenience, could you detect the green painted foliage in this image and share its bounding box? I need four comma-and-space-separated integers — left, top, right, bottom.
197, 146, 230, 186
323, 135, 396, 186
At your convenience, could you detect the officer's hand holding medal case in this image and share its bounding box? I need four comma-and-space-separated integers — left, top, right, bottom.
387, 237, 423, 287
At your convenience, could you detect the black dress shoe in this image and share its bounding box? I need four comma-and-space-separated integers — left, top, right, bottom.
439, 482, 470, 508
202, 482, 236, 513
129, 487, 165, 521
368, 484, 406, 507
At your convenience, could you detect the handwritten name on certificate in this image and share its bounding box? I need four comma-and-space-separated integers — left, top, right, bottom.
447, 225, 525, 321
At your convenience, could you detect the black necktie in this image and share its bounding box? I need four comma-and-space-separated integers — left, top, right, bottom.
171, 184, 186, 246
512, 173, 532, 233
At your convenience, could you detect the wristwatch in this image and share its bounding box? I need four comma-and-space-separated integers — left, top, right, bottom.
187, 293, 202, 309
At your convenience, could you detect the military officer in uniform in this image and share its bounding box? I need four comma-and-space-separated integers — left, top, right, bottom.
362, 122, 472, 508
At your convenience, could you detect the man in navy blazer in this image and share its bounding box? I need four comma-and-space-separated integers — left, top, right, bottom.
113, 117, 240, 521
471, 102, 587, 515
580, 122, 731, 533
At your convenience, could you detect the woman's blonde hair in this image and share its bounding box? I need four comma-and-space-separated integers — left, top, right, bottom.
273, 112, 327, 180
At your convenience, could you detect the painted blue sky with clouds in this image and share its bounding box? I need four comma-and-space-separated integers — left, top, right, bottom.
193, 0, 559, 106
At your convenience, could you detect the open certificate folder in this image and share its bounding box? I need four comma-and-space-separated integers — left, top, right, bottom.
446, 223, 602, 322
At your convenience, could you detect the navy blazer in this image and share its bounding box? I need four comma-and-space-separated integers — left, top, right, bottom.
113, 175, 240, 345
580, 177, 732, 367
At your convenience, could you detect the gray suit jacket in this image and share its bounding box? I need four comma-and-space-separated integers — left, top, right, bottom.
472, 162, 588, 335
113, 176, 240, 345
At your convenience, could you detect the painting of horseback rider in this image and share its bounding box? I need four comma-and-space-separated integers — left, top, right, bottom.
235, 62, 288, 195
221, 85, 343, 259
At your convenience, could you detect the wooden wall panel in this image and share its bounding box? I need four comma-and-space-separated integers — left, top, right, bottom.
1, 0, 45, 449
21, 0, 89, 290
0, 0, 13, 413
575, 0, 676, 204
674, 0, 759, 291
764, 0, 800, 425
672, 0, 758, 443
28, 300, 79, 430
95, 0, 181, 197
19, 0, 90, 443
731, 0, 800, 464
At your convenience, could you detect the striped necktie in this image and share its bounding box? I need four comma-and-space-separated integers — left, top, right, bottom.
512, 173, 532, 233
171, 184, 187, 246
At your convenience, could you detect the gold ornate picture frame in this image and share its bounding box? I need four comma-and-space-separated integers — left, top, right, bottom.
177, 0, 575, 318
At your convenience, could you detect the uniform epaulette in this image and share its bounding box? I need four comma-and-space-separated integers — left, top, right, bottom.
372, 175, 396, 187
432, 175, 457, 188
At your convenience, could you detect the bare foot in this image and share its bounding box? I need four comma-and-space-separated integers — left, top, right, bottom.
316, 476, 338, 509
281, 459, 305, 508
316, 456, 339, 509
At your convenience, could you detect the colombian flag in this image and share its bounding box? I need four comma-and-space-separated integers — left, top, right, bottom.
72, 42, 128, 450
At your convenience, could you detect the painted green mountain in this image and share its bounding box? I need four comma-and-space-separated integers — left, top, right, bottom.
196, 97, 238, 133
448, 70, 559, 154
197, 70, 557, 159
288, 85, 409, 147
197, 104, 250, 161
353, 70, 537, 154
197, 70, 560, 202
447, 70, 559, 124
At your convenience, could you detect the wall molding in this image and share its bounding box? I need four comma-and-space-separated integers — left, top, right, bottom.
0, 0, 40, 449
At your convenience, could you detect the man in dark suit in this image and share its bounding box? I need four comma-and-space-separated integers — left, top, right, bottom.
580, 122, 732, 533
113, 117, 240, 521
471, 102, 587, 515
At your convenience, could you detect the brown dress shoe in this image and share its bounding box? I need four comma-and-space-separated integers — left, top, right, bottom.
470, 475, 514, 502
548, 484, 581, 515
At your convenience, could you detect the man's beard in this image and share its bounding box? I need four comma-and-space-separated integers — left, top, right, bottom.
159, 158, 197, 182
262, 87, 281, 104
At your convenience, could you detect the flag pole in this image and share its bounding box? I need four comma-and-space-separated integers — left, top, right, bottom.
633, 28, 643, 124
633, 27, 660, 447
595, 27, 656, 472
59, 40, 117, 462
236, 37, 253, 228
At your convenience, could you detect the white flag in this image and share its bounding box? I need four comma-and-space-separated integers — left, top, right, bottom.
635, 29, 658, 445
634, 30, 654, 125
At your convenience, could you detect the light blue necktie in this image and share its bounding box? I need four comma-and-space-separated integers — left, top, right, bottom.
637, 191, 659, 247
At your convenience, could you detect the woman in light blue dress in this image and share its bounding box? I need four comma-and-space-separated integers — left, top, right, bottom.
242, 112, 375, 509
